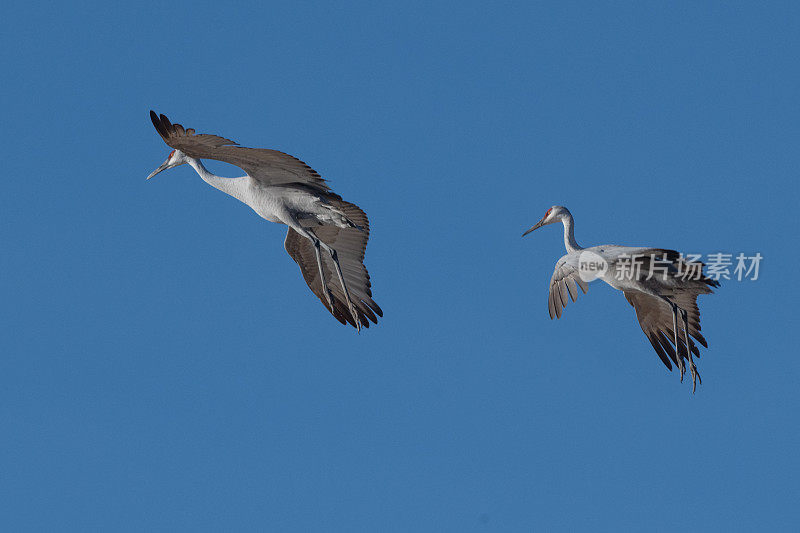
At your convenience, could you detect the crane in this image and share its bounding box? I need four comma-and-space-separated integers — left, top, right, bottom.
523, 206, 719, 392
146, 111, 382, 331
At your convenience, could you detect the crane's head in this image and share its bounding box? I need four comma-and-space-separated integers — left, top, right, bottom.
522, 205, 569, 236
147, 149, 189, 179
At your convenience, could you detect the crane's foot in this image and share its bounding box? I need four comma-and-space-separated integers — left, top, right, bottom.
675, 338, 686, 383
681, 308, 699, 394
689, 362, 699, 394
346, 295, 362, 333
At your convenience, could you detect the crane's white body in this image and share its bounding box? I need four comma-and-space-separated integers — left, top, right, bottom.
553, 246, 651, 291
187, 159, 352, 229
544, 211, 671, 295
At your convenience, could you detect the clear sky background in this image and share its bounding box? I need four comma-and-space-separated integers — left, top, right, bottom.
1, 1, 798, 531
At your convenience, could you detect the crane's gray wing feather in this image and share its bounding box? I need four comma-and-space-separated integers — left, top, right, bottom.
548, 256, 589, 319
284, 200, 382, 329
151, 111, 331, 194
623, 290, 710, 371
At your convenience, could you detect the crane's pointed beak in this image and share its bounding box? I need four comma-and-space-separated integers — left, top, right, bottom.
522, 220, 544, 237
146, 159, 171, 180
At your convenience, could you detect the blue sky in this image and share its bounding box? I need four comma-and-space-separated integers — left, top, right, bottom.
1, 1, 798, 530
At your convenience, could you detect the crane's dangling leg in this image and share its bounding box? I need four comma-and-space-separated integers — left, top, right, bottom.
680, 308, 699, 393
323, 245, 362, 333
288, 221, 336, 315
670, 302, 685, 381
288, 220, 361, 331
311, 237, 335, 312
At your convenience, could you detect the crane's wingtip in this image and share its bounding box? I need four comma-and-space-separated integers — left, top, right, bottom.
149, 110, 172, 140
150, 110, 161, 131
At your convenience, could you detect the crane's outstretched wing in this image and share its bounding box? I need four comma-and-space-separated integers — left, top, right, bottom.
284, 199, 382, 329
611, 248, 718, 370
548, 255, 589, 319
150, 111, 331, 194
623, 290, 711, 371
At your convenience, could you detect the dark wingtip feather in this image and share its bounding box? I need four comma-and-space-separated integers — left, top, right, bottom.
648, 334, 673, 370
159, 114, 173, 137
693, 332, 708, 348
656, 331, 678, 367
360, 304, 377, 324
150, 110, 168, 139
330, 301, 348, 326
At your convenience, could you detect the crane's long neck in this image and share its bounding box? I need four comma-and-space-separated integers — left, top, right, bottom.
187, 158, 249, 202
561, 212, 582, 253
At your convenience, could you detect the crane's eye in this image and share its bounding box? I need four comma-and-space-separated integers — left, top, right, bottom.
169, 150, 175, 159
545, 208, 552, 218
